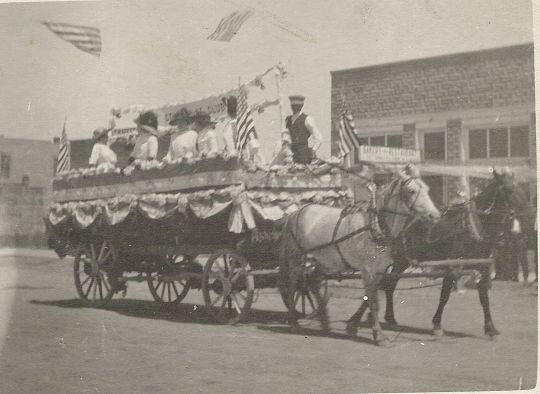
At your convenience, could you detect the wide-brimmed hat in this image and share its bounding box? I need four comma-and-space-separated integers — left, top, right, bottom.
192, 111, 217, 127
289, 95, 305, 105
93, 127, 111, 141
134, 111, 158, 135
169, 108, 192, 126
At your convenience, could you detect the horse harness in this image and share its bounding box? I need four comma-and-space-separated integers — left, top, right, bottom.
285, 178, 420, 271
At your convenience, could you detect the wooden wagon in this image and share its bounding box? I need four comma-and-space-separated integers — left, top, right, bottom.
46, 157, 359, 324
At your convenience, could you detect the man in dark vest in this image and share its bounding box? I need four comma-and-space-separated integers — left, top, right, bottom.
283, 95, 322, 164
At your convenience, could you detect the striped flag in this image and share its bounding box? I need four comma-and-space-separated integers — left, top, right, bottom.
56, 118, 70, 174
235, 89, 257, 152
207, 10, 254, 41
42, 21, 101, 57
337, 110, 361, 159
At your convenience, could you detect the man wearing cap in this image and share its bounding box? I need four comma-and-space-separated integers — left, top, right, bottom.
282, 95, 322, 164
129, 110, 159, 163
163, 108, 198, 162
193, 110, 219, 158
88, 124, 117, 168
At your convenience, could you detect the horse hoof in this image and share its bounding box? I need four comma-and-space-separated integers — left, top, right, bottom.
345, 324, 358, 337
432, 328, 444, 337
376, 337, 391, 347
385, 318, 399, 327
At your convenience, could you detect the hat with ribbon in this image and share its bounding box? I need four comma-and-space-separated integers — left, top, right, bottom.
192, 110, 217, 127
134, 111, 159, 135
93, 127, 112, 141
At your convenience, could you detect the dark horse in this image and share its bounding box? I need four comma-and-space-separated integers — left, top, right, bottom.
346, 169, 534, 338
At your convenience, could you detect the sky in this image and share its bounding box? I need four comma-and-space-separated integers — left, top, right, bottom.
0, 0, 534, 159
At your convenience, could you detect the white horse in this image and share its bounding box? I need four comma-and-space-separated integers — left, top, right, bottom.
278, 165, 440, 345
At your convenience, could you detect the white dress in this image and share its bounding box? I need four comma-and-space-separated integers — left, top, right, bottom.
164, 130, 198, 161
131, 133, 158, 160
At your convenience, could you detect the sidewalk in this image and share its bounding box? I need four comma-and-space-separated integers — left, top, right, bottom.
0, 248, 57, 259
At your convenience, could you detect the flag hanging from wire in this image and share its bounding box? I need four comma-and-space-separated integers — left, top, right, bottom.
42, 21, 101, 57
56, 118, 70, 174
207, 10, 254, 41
337, 110, 361, 158
236, 89, 257, 152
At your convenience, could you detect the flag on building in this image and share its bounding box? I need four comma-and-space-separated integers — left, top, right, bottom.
235, 89, 256, 152
207, 10, 254, 41
337, 110, 361, 159
42, 21, 101, 57
56, 118, 70, 173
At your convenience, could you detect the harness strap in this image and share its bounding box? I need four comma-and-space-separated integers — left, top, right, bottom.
330, 211, 356, 271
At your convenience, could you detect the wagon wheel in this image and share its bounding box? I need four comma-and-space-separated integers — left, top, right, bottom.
281, 279, 329, 319
73, 240, 116, 307
202, 249, 254, 324
147, 254, 191, 305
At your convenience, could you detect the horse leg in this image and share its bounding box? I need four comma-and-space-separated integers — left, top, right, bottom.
478, 267, 500, 338
383, 274, 400, 325
366, 281, 389, 346
345, 300, 367, 336
518, 239, 529, 285
308, 274, 330, 332
431, 273, 456, 336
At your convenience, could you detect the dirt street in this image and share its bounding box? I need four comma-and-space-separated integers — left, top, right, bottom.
0, 252, 537, 393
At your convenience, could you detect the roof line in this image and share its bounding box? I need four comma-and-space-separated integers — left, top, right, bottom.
330, 42, 534, 76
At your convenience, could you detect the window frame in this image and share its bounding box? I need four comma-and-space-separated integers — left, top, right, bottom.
420, 129, 447, 161
466, 125, 530, 160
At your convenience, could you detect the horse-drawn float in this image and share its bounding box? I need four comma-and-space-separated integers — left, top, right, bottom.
46, 156, 360, 324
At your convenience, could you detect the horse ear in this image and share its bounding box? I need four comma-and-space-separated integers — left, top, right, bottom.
406, 164, 420, 177
397, 165, 408, 179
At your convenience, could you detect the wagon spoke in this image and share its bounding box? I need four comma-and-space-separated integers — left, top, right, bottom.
230, 270, 242, 284
84, 278, 95, 298
305, 291, 315, 310
100, 272, 110, 292
97, 242, 106, 263
160, 281, 166, 300
98, 277, 103, 300
92, 276, 98, 301
236, 291, 246, 302
231, 293, 242, 314
293, 290, 301, 306
210, 294, 223, 307
301, 290, 306, 314
90, 243, 97, 262
154, 280, 163, 294
80, 276, 91, 288
167, 283, 172, 302
171, 281, 180, 298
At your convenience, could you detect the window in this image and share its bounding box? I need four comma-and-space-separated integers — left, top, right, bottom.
357, 134, 403, 148
469, 129, 488, 159
489, 128, 507, 158
0, 154, 10, 178
370, 136, 385, 146
424, 132, 446, 161
468, 126, 529, 159
510, 126, 529, 157
386, 135, 403, 148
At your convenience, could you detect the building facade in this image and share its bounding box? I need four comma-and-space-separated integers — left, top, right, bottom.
331, 43, 536, 206
0, 135, 57, 247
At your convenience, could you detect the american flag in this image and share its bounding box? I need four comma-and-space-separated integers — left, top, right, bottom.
235, 89, 256, 152
337, 110, 361, 159
56, 118, 70, 174
42, 21, 101, 57
207, 10, 254, 42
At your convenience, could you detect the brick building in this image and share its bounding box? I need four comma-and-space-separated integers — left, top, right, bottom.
330, 43, 536, 206
0, 135, 57, 247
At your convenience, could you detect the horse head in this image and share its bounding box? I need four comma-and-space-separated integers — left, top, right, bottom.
478, 167, 534, 241
379, 164, 440, 238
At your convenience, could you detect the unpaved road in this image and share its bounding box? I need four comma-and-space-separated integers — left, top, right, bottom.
0, 252, 537, 393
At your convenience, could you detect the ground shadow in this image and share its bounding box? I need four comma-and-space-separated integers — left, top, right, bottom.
352, 320, 474, 339
30, 298, 289, 326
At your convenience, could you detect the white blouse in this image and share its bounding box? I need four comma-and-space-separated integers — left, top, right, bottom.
164, 129, 198, 161
89, 142, 117, 166
131, 134, 158, 160
197, 129, 219, 157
